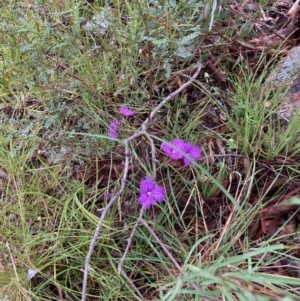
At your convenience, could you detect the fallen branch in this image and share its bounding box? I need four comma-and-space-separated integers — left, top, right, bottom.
81, 62, 202, 301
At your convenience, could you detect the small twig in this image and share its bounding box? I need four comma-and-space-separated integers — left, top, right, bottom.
54, 278, 64, 300
140, 62, 202, 131
5, 242, 19, 281
136, 0, 153, 124
146, 39, 154, 124
117, 209, 146, 297
180, 73, 216, 102
259, 4, 268, 22
200, 124, 229, 142
140, 218, 182, 270
118, 208, 145, 274
202, 153, 294, 181
268, 8, 289, 21
81, 135, 141, 301
143, 132, 157, 179
214, 172, 243, 251
287, 0, 300, 20
119, 269, 147, 300
140, 219, 199, 291
48, 56, 110, 104
206, 62, 226, 83
81, 62, 202, 301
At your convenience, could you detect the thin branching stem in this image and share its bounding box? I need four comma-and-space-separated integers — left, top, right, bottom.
119, 269, 147, 300
6, 242, 19, 281
140, 63, 202, 130
140, 218, 200, 292
81, 137, 138, 300
81, 62, 202, 301
118, 208, 145, 274
143, 131, 157, 179
140, 218, 182, 270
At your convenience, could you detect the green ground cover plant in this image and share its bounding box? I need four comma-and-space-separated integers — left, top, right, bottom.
0, 0, 300, 300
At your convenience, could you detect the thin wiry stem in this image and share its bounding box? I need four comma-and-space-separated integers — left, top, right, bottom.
180, 73, 217, 101
140, 218, 182, 270
140, 219, 199, 291
81, 62, 202, 301
6, 242, 19, 281
118, 208, 145, 274
119, 269, 147, 300
81, 137, 138, 300
140, 62, 202, 130
143, 131, 157, 179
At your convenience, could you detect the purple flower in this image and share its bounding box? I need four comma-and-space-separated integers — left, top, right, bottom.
138, 177, 165, 209
108, 119, 124, 139
120, 106, 136, 116
182, 142, 202, 166
108, 106, 134, 139
27, 268, 37, 280
161, 139, 202, 166
161, 139, 186, 160
108, 128, 118, 139
103, 193, 111, 198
